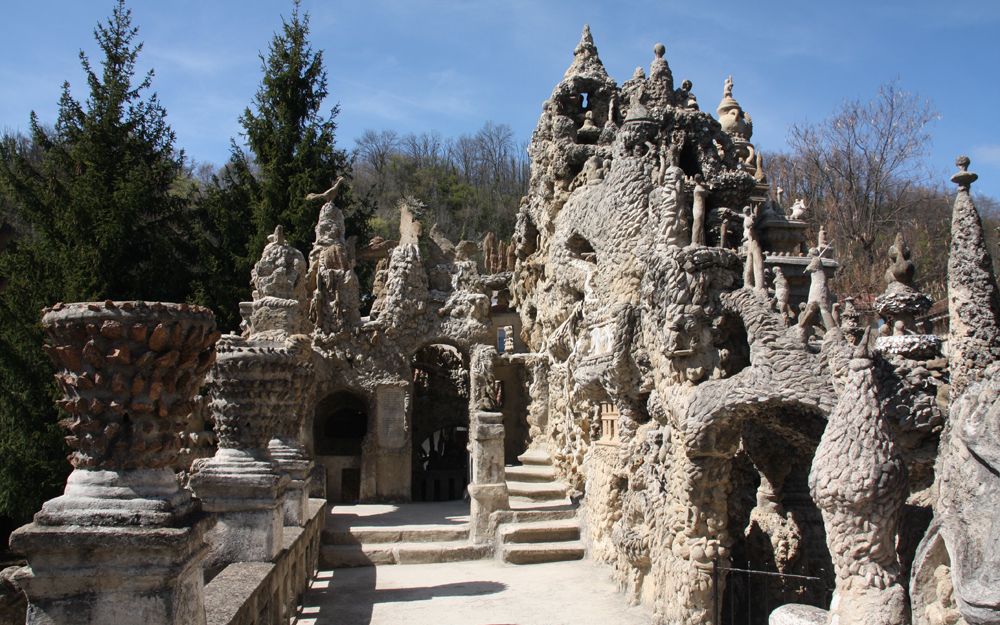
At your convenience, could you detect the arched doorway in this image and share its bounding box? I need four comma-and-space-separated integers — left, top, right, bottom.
410, 344, 470, 502
313, 391, 368, 504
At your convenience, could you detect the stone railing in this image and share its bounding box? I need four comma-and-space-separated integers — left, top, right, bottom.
204, 499, 325, 625
7, 302, 326, 625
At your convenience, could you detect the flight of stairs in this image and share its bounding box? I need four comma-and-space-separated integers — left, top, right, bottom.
497, 445, 584, 564
321, 521, 490, 567
505, 445, 570, 504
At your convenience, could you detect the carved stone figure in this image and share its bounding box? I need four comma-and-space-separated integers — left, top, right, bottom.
789, 198, 808, 221
742, 207, 765, 291
689, 174, 708, 247
771, 266, 795, 324
809, 331, 909, 625
307, 185, 361, 337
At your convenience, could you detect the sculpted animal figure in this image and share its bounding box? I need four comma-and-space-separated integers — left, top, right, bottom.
789, 198, 808, 220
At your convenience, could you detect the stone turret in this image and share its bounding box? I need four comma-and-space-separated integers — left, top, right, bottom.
946, 156, 1000, 396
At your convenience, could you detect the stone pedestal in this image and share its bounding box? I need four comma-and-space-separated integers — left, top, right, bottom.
190, 336, 298, 566
189, 450, 288, 567
268, 438, 313, 526
16, 301, 222, 625
468, 411, 509, 544
10, 514, 214, 625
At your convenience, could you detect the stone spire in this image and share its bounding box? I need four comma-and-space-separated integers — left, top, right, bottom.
646, 43, 674, 115
947, 156, 1000, 395
563, 24, 610, 81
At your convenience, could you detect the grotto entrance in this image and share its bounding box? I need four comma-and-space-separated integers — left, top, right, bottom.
313, 390, 369, 504
721, 405, 832, 625
410, 344, 471, 502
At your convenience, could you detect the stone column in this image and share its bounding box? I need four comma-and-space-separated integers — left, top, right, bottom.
468, 411, 509, 544
11, 301, 220, 625
189, 336, 292, 568
268, 338, 316, 526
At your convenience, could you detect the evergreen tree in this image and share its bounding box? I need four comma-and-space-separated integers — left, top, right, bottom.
194, 0, 370, 332
0, 1, 193, 524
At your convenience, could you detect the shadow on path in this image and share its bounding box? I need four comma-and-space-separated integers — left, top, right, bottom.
302, 566, 507, 625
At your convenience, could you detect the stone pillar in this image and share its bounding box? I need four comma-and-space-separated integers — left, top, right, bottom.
11, 301, 220, 625
189, 336, 292, 568
268, 339, 316, 526
468, 411, 509, 544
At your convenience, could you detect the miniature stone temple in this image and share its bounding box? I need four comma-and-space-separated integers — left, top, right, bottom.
6, 25, 1000, 625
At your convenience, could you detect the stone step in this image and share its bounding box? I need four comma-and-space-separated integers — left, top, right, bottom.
501, 540, 585, 565
503, 505, 577, 522
320, 540, 490, 568
323, 524, 468, 545
506, 480, 567, 501
517, 448, 553, 466
500, 519, 581, 544
504, 464, 556, 482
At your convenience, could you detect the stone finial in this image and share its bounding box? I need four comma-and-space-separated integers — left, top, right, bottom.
717, 76, 751, 140
633, 67, 645, 80
951, 155, 978, 188
252, 227, 307, 302
654, 43, 665, 58
885, 232, 916, 289
574, 24, 597, 57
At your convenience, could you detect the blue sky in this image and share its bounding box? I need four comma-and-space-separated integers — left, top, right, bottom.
2, 0, 999, 198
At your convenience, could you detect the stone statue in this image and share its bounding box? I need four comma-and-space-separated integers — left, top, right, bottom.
789, 198, 808, 221
885, 232, 916, 289
399, 196, 424, 245
307, 182, 360, 336
676, 79, 698, 110
248, 225, 308, 338
689, 174, 708, 247
770, 266, 795, 325
806, 254, 837, 331
742, 206, 765, 292
305, 177, 344, 203
809, 331, 909, 625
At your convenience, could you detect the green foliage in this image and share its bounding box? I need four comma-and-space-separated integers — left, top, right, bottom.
0, 0, 194, 520
193, 0, 370, 331
354, 123, 528, 245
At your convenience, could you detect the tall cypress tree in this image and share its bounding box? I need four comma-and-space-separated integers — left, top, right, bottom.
194, 1, 370, 332
0, 1, 193, 525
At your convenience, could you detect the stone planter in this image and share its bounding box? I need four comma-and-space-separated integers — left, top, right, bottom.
11, 301, 220, 625
37, 300, 220, 526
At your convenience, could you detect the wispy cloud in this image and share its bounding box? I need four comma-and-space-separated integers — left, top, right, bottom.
972, 145, 1000, 168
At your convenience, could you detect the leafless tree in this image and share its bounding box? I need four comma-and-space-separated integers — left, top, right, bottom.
780, 80, 939, 297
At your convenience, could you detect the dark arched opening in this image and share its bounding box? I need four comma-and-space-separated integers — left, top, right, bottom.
410, 344, 470, 502
313, 391, 368, 504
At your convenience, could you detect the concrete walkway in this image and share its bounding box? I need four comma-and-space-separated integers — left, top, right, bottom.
297, 559, 653, 625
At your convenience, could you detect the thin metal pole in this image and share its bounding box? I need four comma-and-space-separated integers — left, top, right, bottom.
712, 558, 719, 625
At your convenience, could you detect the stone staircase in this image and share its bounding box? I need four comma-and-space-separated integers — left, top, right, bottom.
320, 503, 490, 567
505, 445, 570, 504
497, 445, 584, 564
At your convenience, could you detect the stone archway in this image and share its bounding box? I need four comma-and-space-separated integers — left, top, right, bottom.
410, 344, 471, 502
313, 390, 369, 504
